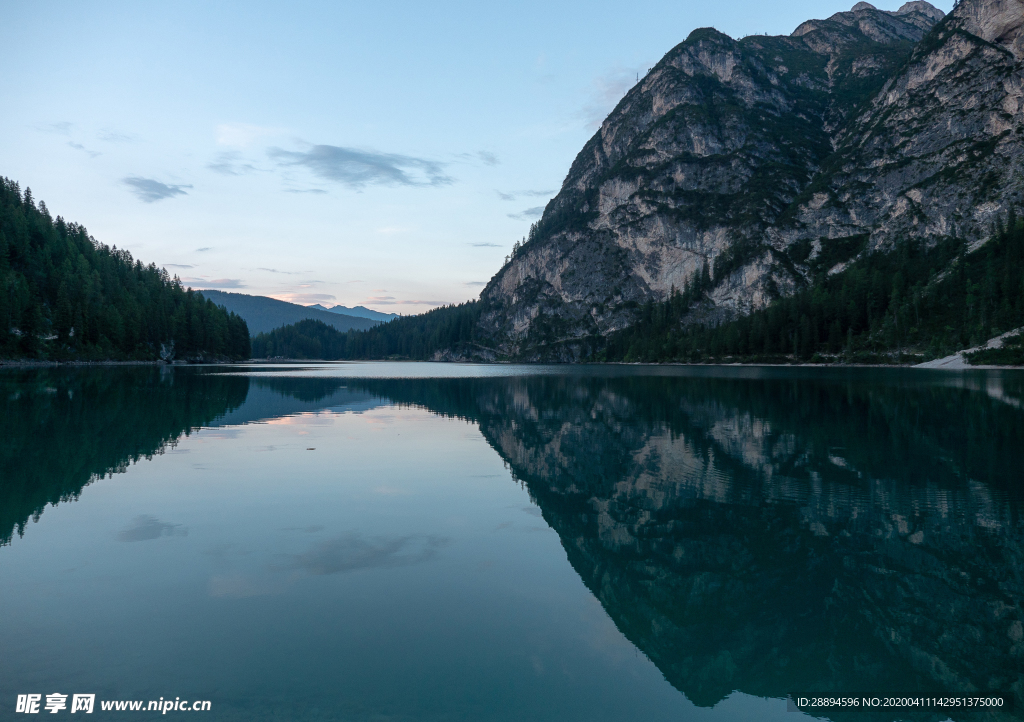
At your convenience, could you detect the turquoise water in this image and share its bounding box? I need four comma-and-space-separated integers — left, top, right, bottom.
2, 363, 1023, 721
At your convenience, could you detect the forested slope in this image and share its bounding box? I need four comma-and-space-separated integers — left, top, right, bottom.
197, 289, 378, 335
252, 216, 1024, 365
251, 303, 486, 360
0, 178, 249, 361
600, 215, 1024, 363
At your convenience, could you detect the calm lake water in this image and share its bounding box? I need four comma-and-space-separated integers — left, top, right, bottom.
2, 363, 1023, 721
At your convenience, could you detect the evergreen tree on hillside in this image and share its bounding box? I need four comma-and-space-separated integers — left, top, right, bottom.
0, 177, 250, 361
251, 302, 485, 360
600, 217, 1024, 364
250, 218, 1024, 365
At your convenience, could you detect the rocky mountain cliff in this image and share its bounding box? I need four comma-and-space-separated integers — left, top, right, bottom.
478, 0, 1024, 359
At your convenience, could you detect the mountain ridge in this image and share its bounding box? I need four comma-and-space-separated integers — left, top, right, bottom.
195, 289, 379, 336
307, 303, 398, 322
471, 0, 1024, 359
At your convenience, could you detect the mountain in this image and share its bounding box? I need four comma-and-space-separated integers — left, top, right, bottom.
308, 304, 398, 322
249, 302, 484, 360
195, 289, 381, 335
473, 0, 1024, 359
0, 178, 250, 362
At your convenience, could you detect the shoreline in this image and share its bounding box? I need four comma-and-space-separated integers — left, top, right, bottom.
0, 359, 167, 368
3, 358, 1022, 371
193, 358, 1024, 370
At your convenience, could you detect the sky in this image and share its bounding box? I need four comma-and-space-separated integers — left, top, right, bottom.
0, 0, 954, 313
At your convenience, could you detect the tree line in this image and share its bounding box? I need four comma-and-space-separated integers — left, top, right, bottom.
1, 367, 250, 545
254, 215, 1024, 366
0, 178, 250, 361
600, 216, 1024, 364
251, 301, 485, 360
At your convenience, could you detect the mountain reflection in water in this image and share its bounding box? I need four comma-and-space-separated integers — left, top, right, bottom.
2, 365, 1022, 720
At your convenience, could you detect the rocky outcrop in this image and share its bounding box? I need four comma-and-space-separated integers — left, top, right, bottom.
956, 0, 1024, 58
478, 0, 1024, 359
782, 0, 1024, 254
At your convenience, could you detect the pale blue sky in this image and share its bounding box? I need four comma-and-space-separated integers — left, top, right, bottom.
0, 0, 953, 312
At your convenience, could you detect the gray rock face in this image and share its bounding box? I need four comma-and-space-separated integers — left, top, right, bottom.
478, 0, 1024, 359
956, 0, 1024, 57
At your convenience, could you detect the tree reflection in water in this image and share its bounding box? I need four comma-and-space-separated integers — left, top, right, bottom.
3, 366, 1022, 720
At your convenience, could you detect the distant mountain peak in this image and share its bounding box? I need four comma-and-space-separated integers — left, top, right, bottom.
897, 1, 945, 21
793, 1, 942, 37
196, 290, 380, 335
304, 303, 398, 322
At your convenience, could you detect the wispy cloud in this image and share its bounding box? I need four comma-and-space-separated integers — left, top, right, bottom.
464, 281, 486, 286
68, 141, 100, 158
196, 247, 212, 252
38, 121, 74, 135
163, 263, 194, 269
507, 206, 545, 221
98, 128, 137, 143
208, 151, 259, 176
273, 292, 337, 304
375, 226, 411, 235
123, 177, 191, 203
456, 150, 499, 166
285, 188, 328, 194
184, 278, 245, 289
269, 144, 453, 189
369, 297, 446, 306
496, 189, 555, 201
255, 267, 298, 275
470, 242, 502, 248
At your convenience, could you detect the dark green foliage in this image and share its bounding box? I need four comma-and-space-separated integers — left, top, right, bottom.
0, 177, 250, 361
966, 333, 1024, 365
251, 319, 348, 359
252, 301, 486, 360
809, 234, 869, 277
712, 237, 762, 282
0, 367, 249, 545
599, 217, 1024, 364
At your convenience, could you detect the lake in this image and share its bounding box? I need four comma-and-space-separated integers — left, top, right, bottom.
2, 363, 1023, 721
